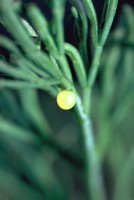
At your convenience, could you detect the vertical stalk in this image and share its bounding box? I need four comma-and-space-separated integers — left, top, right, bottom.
84, 0, 118, 114
82, 0, 98, 48
75, 96, 106, 200
77, 2, 118, 198
100, 0, 119, 46
84, 45, 103, 114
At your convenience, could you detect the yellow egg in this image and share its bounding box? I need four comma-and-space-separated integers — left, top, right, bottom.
57, 90, 76, 110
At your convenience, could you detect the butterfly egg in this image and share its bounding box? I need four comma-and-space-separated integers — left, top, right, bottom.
57, 90, 76, 110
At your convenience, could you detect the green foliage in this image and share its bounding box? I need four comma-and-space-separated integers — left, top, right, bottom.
0, 0, 134, 200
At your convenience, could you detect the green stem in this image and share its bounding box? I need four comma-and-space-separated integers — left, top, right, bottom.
51, 0, 65, 55
87, 46, 103, 87
82, 0, 98, 48
82, 85, 91, 114
84, 0, 118, 114
84, 45, 103, 114
100, 0, 118, 46
51, 0, 73, 82
75, 96, 106, 200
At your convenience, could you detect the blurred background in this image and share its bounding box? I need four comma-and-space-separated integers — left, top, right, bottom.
0, 0, 134, 200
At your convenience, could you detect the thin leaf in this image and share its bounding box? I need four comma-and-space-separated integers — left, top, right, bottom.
26, 4, 57, 56
82, 0, 98, 48
50, 0, 73, 82
50, 0, 65, 54
100, 0, 118, 46
100, 0, 111, 29
0, 79, 60, 90
0, 35, 21, 56
0, 61, 37, 81
69, 0, 88, 65
64, 43, 86, 87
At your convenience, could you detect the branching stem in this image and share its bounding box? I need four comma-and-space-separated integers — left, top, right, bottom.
84, 0, 118, 114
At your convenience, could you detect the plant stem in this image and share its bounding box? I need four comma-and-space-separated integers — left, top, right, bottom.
100, 0, 119, 46
75, 96, 106, 200
84, 0, 118, 114
82, 0, 98, 48
84, 45, 103, 114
